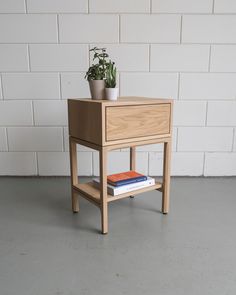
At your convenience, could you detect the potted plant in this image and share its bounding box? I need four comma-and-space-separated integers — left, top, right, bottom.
85, 47, 108, 100
105, 61, 118, 101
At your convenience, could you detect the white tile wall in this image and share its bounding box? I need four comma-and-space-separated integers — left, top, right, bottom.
0, 101, 33, 126
90, 0, 149, 13
214, 0, 236, 13
171, 152, 204, 176
59, 15, 119, 43
0, 45, 29, 72
152, 0, 213, 13
207, 101, 236, 126
150, 45, 210, 72
61, 73, 90, 99
173, 101, 206, 126
179, 73, 236, 100
178, 127, 234, 151
8, 127, 63, 151
0, 1, 236, 176
121, 15, 181, 43
33, 100, 67, 126
211, 46, 236, 72
182, 15, 236, 43
149, 152, 205, 176
27, 0, 88, 13
148, 152, 163, 176
120, 73, 178, 99
0, 75, 3, 99
0, 0, 25, 13
0, 152, 37, 175
0, 128, 7, 151
29, 44, 88, 72
204, 153, 236, 176
37, 152, 92, 176
0, 15, 57, 43
2, 73, 60, 100
234, 131, 236, 151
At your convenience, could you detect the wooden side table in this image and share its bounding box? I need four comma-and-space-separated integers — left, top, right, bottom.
68, 97, 173, 234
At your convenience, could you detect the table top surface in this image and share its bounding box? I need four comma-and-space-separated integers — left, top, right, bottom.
68, 97, 173, 105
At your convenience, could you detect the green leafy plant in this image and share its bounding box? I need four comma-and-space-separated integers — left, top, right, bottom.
105, 61, 117, 88
85, 47, 109, 81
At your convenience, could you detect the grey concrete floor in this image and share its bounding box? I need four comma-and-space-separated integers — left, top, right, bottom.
0, 177, 236, 295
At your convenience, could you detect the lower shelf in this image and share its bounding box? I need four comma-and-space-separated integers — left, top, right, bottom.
73, 181, 162, 204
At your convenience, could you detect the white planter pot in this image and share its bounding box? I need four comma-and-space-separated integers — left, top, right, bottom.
105, 88, 119, 101
89, 80, 105, 100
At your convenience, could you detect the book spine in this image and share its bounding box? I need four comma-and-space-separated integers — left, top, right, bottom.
111, 179, 155, 196
109, 176, 147, 187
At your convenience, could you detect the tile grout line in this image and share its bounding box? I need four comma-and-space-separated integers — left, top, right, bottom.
35, 152, 39, 175
61, 127, 64, 152
31, 100, 35, 126
180, 15, 183, 44
62, 127, 66, 152
205, 101, 209, 126
24, 0, 28, 13
5, 127, 9, 152
148, 44, 151, 72
176, 128, 178, 151
208, 45, 212, 72
177, 72, 181, 99
0, 74, 4, 99
150, 0, 152, 14
203, 152, 206, 176
88, 0, 90, 13
56, 14, 60, 43
231, 128, 235, 151
2, 42, 236, 46
1, 12, 236, 15
212, 0, 215, 14
118, 14, 121, 43
59, 73, 63, 99
27, 44, 31, 72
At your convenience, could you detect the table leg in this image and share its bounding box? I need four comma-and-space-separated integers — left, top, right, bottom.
130, 147, 136, 198
162, 140, 171, 214
100, 147, 108, 234
69, 137, 79, 213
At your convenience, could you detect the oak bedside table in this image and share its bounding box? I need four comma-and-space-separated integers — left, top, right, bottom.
68, 97, 173, 234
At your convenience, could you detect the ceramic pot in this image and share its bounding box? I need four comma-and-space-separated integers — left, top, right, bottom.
89, 80, 105, 100
105, 88, 119, 101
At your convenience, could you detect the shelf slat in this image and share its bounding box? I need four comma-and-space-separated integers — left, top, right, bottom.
73, 181, 162, 204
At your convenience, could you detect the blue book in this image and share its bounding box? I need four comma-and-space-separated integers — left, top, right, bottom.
111, 176, 147, 187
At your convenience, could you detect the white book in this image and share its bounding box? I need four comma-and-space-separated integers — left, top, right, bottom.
93, 177, 155, 196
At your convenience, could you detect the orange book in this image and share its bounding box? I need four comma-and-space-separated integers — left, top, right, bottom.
107, 171, 147, 187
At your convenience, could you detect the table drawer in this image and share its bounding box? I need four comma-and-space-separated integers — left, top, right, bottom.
106, 104, 171, 142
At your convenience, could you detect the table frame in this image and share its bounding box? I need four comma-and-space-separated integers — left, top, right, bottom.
69, 136, 171, 234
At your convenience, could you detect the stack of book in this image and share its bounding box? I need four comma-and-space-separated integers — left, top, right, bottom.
93, 171, 155, 196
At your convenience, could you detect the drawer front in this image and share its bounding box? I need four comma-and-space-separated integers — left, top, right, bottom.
106, 104, 171, 142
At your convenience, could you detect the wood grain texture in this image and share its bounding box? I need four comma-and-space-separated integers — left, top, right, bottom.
68, 99, 103, 145
100, 147, 108, 234
73, 181, 162, 203
69, 137, 79, 213
106, 104, 171, 141
162, 141, 171, 214
68, 97, 173, 234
